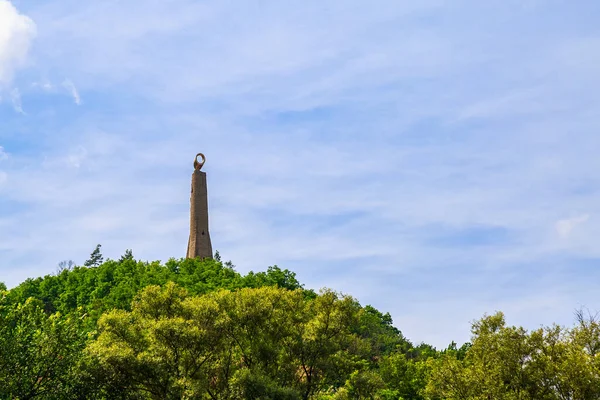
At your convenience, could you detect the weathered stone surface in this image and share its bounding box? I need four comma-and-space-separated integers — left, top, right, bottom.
186, 154, 213, 259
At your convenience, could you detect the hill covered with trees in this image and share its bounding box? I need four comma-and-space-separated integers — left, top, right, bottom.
1, 248, 599, 399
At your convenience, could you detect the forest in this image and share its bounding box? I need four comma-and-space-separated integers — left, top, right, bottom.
1, 246, 599, 399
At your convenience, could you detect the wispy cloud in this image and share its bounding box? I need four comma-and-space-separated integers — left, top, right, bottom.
9, 88, 24, 114
556, 214, 590, 239
31, 80, 53, 90
62, 79, 81, 105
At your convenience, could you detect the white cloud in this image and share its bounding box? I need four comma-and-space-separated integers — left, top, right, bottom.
28, 1, 448, 100
556, 214, 590, 239
0, 146, 7, 161
62, 79, 81, 105
9, 87, 23, 113
31, 80, 53, 90
66, 146, 87, 168
30, 79, 81, 104
0, 0, 36, 86
39, 145, 88, 169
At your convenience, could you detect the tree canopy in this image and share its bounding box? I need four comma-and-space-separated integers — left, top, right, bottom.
1, 252, 598, 399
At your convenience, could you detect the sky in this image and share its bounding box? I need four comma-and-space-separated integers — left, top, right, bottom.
1, 0, 599, 348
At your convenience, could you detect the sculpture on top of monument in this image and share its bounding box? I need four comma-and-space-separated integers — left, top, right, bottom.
186, 153, 213, 259
194, 152, 205, 170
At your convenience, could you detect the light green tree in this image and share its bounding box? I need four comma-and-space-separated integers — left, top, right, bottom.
86, 284, 366, 399
426, 311, 600, 400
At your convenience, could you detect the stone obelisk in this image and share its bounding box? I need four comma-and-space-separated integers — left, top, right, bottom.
186, 153, 213, 259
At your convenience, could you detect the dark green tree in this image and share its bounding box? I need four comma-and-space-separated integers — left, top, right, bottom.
118, 249, 134, 262
84, 244, 104, 267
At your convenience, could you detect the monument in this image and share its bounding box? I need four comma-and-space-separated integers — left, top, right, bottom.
186, 153, 213, 259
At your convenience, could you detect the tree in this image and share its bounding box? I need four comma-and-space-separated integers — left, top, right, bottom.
379, 353, 429, 399
345, 370, 385, 400
86, 282, 228, 399
230, 369, 301, 400
86, 284, 366, 399
0, 297, 88, 399
427, 312, 536, 399
84, 244, 104, 267
87, 284, 300, 399
354, 305, 410, 357
243, 265, 305, 291
426, 311, 600, 400
57, 259, 75, 274
119, 249, 134, 262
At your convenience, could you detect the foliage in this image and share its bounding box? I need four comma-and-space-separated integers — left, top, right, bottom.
86, 284, 373, 399
0, 293, 88, 399
3, 253, 598, 399
426, 311, 600, 400
84, 244, 104, 267
6, 255, 308, 326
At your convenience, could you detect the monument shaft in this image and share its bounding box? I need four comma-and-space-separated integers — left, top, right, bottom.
186, 154, 213, 259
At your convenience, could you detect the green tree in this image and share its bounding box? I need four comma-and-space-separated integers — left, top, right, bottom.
243, 265, 304, 291
379, 352, 429, 399
288, 289, 362, 399
87, 282, 226, 399
230, 369, 301, 400
84, 244, 104, 267
354, 305, 410, 357
345, 370, 385, 399
119, 249, 134, 262
86, 284, 367, 399
0, 297, 87, 399
426, 311, 600, 400
427, 312, 535, 399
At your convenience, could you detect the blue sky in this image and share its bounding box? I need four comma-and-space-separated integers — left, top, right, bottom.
1, 0, 600, 348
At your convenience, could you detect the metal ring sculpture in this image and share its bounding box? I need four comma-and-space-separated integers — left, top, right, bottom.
194, 153, 206, 170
